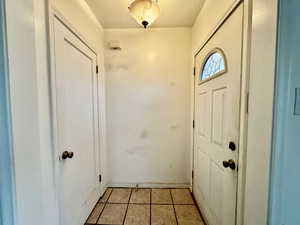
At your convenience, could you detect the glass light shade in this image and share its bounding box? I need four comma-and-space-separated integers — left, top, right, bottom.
128, 0, 160, 28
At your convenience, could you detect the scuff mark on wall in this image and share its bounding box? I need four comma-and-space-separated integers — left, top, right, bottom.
170, 125, 179, 130
140, 129, 149, 139
170, 81, 176, 86
104, 51, 136, 72
126, 146, 148, 155
105, 63, 130, 72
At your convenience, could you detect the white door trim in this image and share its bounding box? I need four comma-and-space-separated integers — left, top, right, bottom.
192, 0, 244, 56
243, 0, 278, 225
46, 5, 105, 224
49, 6, 98, 55
191, 1, 251, 225
0, 1, 16, 223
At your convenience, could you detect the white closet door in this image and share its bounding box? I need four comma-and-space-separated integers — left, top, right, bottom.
53, 17, 99, 225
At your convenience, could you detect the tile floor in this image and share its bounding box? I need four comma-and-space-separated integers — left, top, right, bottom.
85, 188, 205, 225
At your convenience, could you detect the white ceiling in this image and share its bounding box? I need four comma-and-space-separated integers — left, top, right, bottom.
85, 0, 205, 29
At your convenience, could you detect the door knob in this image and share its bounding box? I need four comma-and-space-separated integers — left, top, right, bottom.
61, 151, 74, 160
68, 151, 74, 158
229, 142, 236, 151
222, 159, 236, 170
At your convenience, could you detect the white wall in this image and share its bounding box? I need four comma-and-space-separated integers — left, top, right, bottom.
5, 0, 106, 224
34, 1, 60, 224
5, 0, 46, 224
104, 28, 192, 187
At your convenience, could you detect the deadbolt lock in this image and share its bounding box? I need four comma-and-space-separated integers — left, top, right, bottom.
229, 142, 237, 151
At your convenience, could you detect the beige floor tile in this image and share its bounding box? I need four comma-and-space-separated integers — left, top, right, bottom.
86, 203, 105, 224
130, 189, 151, 204
124, 204, 150, 225
97, 204, 127, 225
151, 189, 172, 204
174, 205, 204, 225
108, 188, 132, 203
99, 188, 113, 203
171, 189, 194, 204
151, 205, 177, 225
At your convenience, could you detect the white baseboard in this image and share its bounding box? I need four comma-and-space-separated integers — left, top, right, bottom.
108, 182, 191, 189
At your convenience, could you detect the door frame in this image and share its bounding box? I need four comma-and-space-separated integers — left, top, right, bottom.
191, 1, 251, 225
0, 1, 16, 224
46, 5, 104, 224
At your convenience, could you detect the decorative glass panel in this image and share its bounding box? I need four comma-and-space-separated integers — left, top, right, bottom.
201, 49, 227, 81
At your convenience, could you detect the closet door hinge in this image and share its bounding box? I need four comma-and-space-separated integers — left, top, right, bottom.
192, 170, 194, 179
96, 65, 99, 74
193, 67, 196, 76
246, 92, 250, 113
99, 174, 102, 183
193, 120, 195, 129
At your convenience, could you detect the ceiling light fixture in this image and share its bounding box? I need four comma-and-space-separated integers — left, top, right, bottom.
128, 0, 160, 29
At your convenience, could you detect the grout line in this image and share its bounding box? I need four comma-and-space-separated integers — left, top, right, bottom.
153, 203, 194, 205
95, 203, 107, 225
106, 188, 114, 203
150, 189, 152, 225
103, 202, 189, 205
94, 204, 106, 225
96, 189, 114, 225
98, 188, 112, 204
150, 189, 152, 205
127, 188, 133, 204
85, 188, 111, 225
85, 203, 99, 225
122, 188, 133, 225
191, 192, 207, 225
170, 189, 179, 225
108, 187, 189, 190
97, 224, 122, 225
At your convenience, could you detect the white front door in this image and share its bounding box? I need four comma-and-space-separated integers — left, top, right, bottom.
53, 17, 100, 225
193, 5, 243, 225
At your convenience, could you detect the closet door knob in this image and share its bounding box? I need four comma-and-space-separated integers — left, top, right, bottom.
68, 151, 74, 159
62, 151, 74, 160
62, 151, 69, 160
222, 159, 236, 170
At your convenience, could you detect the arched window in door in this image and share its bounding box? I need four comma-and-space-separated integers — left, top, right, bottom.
200, 48, 227, 81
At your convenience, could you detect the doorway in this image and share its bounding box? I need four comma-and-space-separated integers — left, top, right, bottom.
192, 4, 244, 225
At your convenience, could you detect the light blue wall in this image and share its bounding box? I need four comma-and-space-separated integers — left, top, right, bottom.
269, 1, 300, 225
0, 0, 15, 224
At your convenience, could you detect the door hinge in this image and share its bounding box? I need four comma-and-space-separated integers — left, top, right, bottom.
193, 120, 195, 129
96, 65, 99, 74
99, 174, 102, 183
246, 92, 250, 113
193, 67, 196, 76
192, 170, 194, 179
